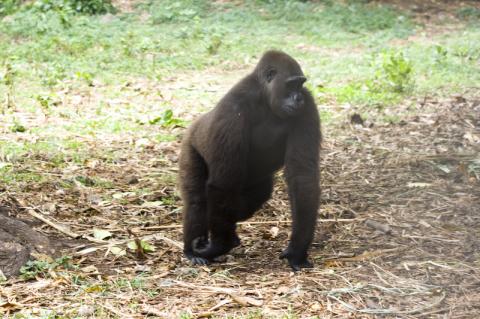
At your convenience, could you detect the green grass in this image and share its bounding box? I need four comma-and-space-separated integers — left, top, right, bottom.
1, 0, 479, 189
0, 1, 414, 81
1, 1, 477, 106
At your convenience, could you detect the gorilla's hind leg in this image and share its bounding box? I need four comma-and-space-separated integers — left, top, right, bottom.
180, 144, 209, 265
192, 217, 238, 260
193, 178, 273, 260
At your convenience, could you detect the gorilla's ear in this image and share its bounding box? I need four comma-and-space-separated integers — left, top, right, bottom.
264, 67, 277, 83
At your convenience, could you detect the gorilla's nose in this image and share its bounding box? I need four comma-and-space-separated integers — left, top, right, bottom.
294, 93, 303, 103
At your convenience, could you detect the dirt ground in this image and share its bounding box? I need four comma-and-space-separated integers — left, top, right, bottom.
1, 91, 479, 318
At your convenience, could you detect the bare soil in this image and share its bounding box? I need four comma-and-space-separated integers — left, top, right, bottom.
1, 91, 479, 318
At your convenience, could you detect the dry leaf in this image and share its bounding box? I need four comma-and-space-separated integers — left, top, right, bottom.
269, 226, 279, 238
93, 228, 112, 240
276, 286, 290, 295
82, 265, 98, 273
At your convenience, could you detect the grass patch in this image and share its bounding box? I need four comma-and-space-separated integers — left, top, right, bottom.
457, 6, 480, 22
0, 0, 478, 188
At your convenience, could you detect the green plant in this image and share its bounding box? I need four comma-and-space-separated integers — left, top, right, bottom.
371, 50, 414, 94
452, 45, 480, 61
265, 1, 411, 35
10, 119, 26, 133
75, 71, 94, 85
147, 109, 185, 128
31, 0, 115, 15
1, 61, 16, 111
0, 0, 21, 16
36, 93, 58, 115
207, 34, 223, 55
149, 0, 210, 24
20, 256, 75, 280
32, 0, 72, 13
41, 63, 67, 87
68, 0, 116, 14
457, 7, 480, 21
435, 45, 448, 64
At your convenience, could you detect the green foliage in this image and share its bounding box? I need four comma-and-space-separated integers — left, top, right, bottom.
435, 45, 448, 64
321, 50, 414, 108
0, 62, 15, 87
31, 0, 115, 15
0, 0, 21, 16
207, 34, 223, 55
148, 0, 210, 24
321, 2, 409, 33
452, 45, 480, 61
264, 1, 411, 34
68, 0, 115, 14
31, 0, 72, 13
0, 0, 478, 150
457, 7, 480, 21
41, 63, 67, 87
20, 256, 75, 280
36, 93, 58, 114
0, 10, 67, 36
146, 109, 185, 128
75, 70, 94, 85
370, 50, 414, 94
10, 119, 26, 133
1, 61, 16, 111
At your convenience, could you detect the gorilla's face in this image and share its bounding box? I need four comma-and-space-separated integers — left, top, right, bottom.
262, 58, 307, 118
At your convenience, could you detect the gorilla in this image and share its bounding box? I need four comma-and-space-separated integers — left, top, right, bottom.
179, 50, 321, 271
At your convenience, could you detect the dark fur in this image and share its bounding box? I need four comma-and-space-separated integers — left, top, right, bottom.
179, 50, 321, 271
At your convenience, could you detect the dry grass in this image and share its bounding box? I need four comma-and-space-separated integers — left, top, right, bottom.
1, 87, 479, 317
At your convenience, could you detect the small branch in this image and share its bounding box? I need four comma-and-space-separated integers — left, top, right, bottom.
17, 199, 80, 239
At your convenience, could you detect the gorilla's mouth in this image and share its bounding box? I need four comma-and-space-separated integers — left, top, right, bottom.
283, 103, 302, 115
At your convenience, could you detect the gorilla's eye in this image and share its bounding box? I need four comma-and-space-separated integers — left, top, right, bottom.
285, 75, 307, 89
265, 68, 277, 82
286, 75, 307, 90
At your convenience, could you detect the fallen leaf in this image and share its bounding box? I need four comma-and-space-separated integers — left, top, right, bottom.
127, 240, 155, 252
141, 201, 163, 208
276, 286, 290, 295
93, 228, 112, 240
84, 284, 104, 293
82, 265, 98, 273
109, 246, 126, 257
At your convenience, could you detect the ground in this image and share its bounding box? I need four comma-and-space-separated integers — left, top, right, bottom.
0, 0, 479, 318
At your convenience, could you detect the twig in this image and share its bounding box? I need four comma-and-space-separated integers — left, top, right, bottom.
17, 199, 80, 239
